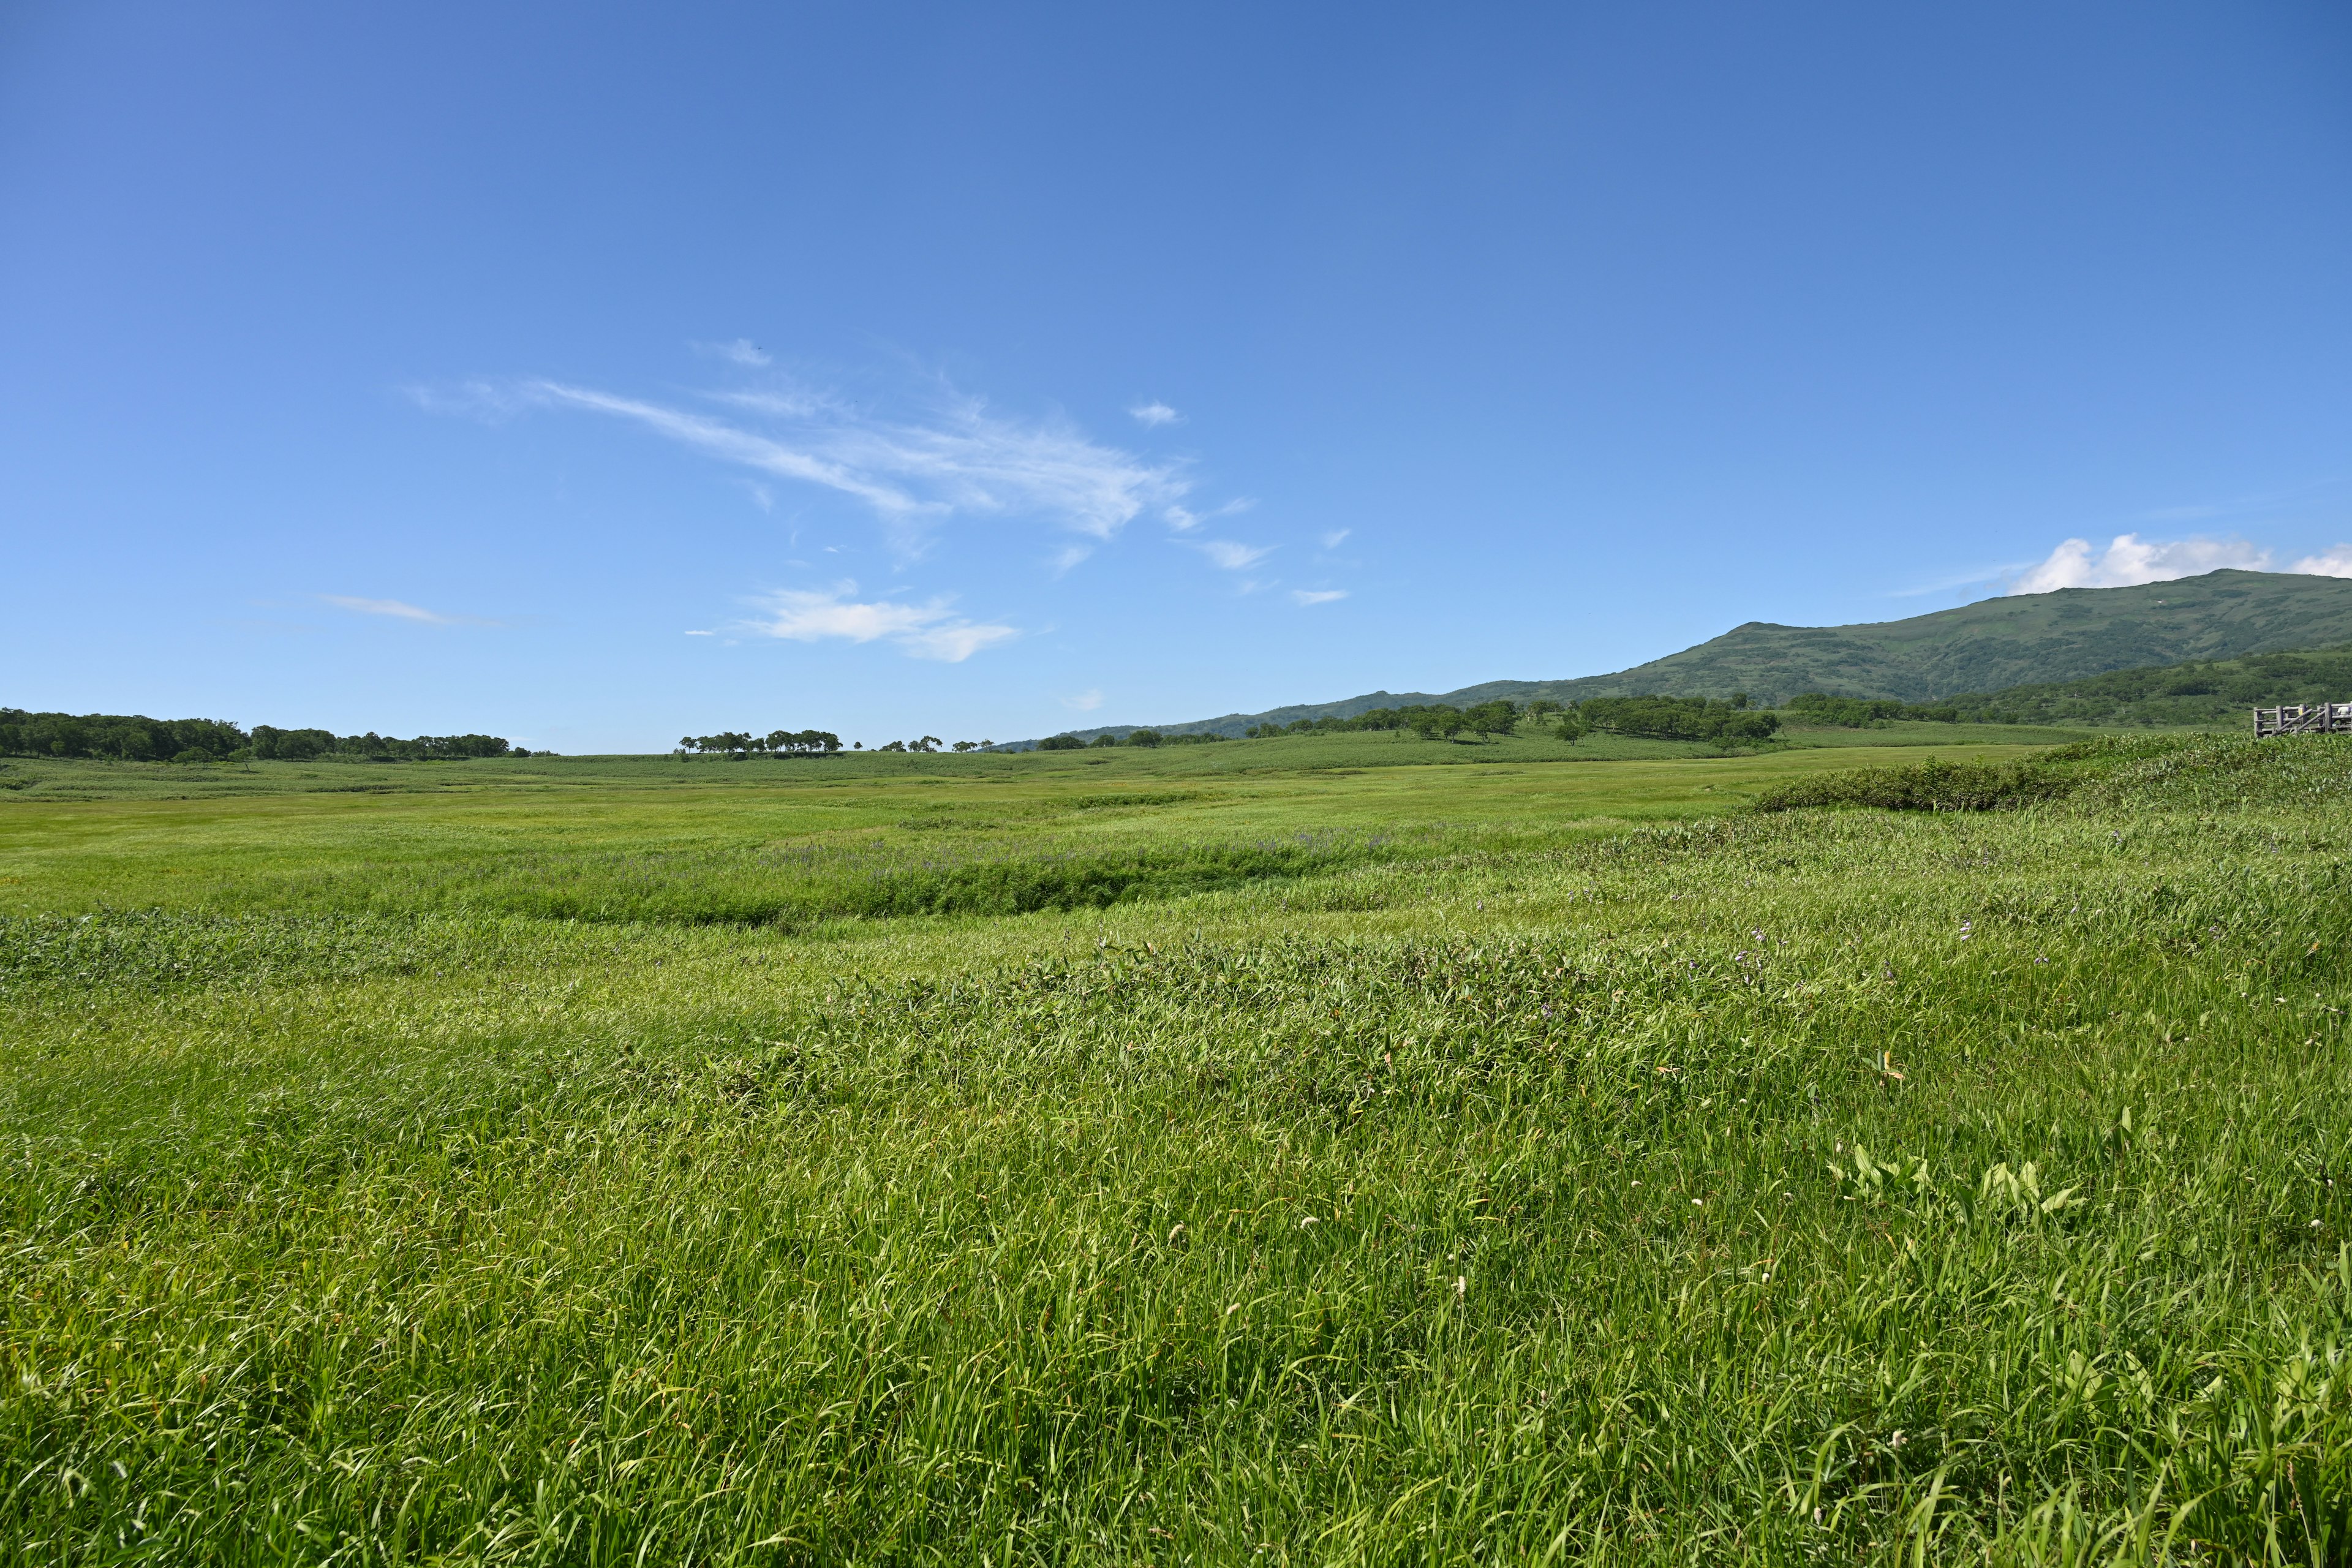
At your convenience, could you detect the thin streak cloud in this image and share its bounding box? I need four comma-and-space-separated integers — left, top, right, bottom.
320, 595, 485, 625
428, 375, 1192, 557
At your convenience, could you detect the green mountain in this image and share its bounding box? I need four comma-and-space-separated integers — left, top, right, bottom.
1042, 570, 2352, 742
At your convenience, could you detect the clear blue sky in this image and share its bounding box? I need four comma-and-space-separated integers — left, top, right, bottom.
6, 2, 2350, 751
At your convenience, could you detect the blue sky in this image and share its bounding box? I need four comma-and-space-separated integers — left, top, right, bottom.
5, 2, 2350, 751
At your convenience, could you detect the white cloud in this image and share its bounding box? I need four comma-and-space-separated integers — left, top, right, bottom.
1061, 688, 1104, 711
2007, 533, 2272, 595
899, 621, 1022, 662
742, 582, 1017, 662
2291, 545, 2352, 578
1130, 401, 1182, 427
322, 595, 460, 624
1167, 497, 1255, 533
1048, 543, 1094, 576
1319, 529, 1351, 549
1195, 540, 1273, 571
685, 629, 714, 636
1291, 589, 1348, 606
695, 338, 772, 366
453, 378, 1188, 557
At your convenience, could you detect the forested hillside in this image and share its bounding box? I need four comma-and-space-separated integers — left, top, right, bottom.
1790, 643, 2352, 729
1049, 570, 2352, 742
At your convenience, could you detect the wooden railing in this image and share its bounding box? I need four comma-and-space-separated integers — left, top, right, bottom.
2254, 703, 2352, 737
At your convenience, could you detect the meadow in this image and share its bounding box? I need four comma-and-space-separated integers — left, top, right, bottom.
1, 728, 2346, 1564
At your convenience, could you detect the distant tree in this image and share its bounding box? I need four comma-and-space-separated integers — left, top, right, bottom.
952, 740, 976, 752
1126, 729, 1163, 747
253, 726, 336, 761
1037, 734, 1085, 751
878, 739, 907, 753
763, 729, 842, 757
1090, 733, 1119, 748
1556, 710, 1592, 745
1409, 708, 1466, 741
1730, 692, 1751, 709
908, 735, 941, 753
1578, 695, 1780, 745
1463, 699, 1519, 738
1525, 699, 1561, 719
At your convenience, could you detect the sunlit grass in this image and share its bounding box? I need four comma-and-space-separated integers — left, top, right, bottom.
0, 736, 2346, 1562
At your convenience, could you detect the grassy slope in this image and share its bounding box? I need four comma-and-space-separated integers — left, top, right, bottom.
1, 736, 2348, 1562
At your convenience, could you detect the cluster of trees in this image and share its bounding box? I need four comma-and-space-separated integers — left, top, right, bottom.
1245, 699, 1537, 740
1, 709, 524, 763
1, 709, 249, 763
1575, 695, 1779, 743
873, 736, 996, 752
1036, 729, 1227, 750
251, 728, 517, 761
1235, 694, 1778, 746
680, 729, 845, 758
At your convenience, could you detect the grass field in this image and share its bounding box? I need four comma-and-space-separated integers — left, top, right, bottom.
2, 731, 2347, 1564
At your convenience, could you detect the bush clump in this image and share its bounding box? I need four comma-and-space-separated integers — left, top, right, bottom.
1754, 757, 2069, 813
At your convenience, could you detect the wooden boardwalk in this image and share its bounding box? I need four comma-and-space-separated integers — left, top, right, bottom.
2254, 703, 2352, 737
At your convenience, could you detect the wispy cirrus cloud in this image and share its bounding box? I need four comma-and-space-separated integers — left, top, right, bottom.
1061, 688, 1104, 711
1291, 589, 1347, 606
741, 582, 1017, 662
320, 595, 492, 626
1164, 497, 1253, 533
421, 375, 1189, 559
1193, 540, 1273, 571
2007, 533, 2272, 594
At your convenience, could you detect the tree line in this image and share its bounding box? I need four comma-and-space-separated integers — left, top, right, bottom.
1, 709, 524, 763
1035, 729, 1225, 750
1032, 695, 1785, 750
679, 729, 845, 758
678, 731, 1017, 757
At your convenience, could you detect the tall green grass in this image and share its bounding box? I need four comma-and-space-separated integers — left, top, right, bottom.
0, 735, 2346, 1562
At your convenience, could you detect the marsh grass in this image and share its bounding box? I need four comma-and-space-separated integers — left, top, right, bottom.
0, 736, 2347, 1562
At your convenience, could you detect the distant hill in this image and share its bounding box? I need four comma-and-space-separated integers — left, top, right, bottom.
1030, 570, 2352, 743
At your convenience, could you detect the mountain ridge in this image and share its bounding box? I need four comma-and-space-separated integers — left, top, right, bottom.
1026, 570, 2352, 744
